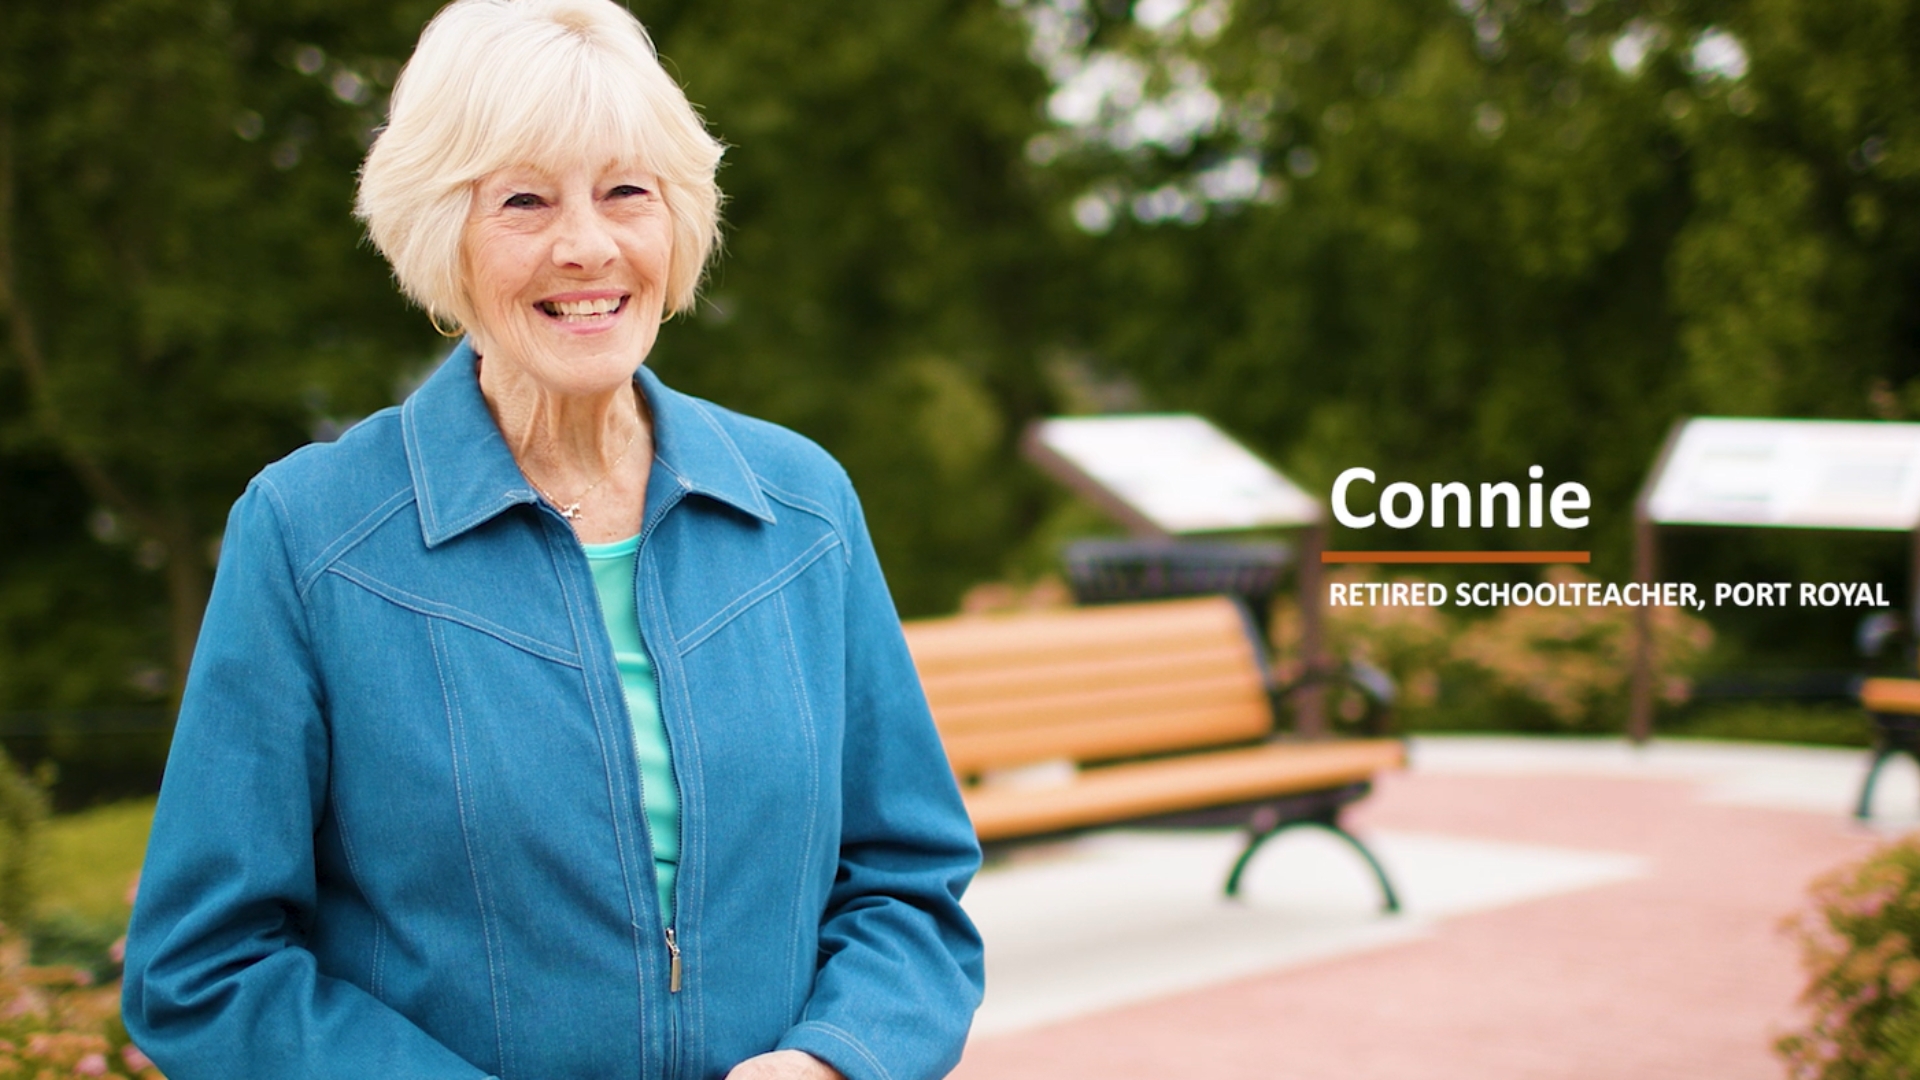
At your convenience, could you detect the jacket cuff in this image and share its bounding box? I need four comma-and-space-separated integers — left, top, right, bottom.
776, 1021, 895, 1080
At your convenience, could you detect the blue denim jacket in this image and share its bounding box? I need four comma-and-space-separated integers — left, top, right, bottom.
123, 345, 984, 1080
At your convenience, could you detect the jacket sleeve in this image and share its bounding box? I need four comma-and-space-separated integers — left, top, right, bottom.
122, 479, 493, 1080
774, 477, 986, 1080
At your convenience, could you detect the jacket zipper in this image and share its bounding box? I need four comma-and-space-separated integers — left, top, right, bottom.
575, 466, 690, 1069
631, 486, 689, 1005
555, 489, 688, 1073
665, 926, 682, 993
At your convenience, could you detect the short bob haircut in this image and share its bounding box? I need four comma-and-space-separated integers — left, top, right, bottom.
356, 0, 723, 330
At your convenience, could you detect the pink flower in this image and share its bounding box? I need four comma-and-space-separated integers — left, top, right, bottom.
121, 1044, 152, 1071
74, 1052, 108, 1076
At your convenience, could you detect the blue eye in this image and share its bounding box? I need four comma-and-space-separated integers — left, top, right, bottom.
503, 192, 545, 209
608, 184, 650, 198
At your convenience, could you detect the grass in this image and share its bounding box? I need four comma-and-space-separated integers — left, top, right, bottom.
33, 797, 154, 973
40, 797, 154, 923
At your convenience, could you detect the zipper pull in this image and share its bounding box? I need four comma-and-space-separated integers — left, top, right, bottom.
664, 927, 683, 993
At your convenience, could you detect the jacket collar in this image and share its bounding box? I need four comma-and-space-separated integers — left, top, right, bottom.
402, 341, 775, 548
636, 363, 778, 528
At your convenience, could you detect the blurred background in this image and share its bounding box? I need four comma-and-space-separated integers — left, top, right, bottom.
0, 0, 1916, 995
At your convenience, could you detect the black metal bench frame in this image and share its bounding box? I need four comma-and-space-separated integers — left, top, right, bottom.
979, 779, 1400, 913
1856, 711, 1920, 820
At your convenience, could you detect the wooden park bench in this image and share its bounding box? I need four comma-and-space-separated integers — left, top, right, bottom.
1856, 678, 1920, 819
901, 596, 1407, 911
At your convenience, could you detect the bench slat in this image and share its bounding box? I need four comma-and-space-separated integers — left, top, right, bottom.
930, 671, 1265, 736
1862, 678, 1920, 716
917, 645, 1254, 708
942, 702, 1271, 774
965, 738, 1407, 841
904, 597, 1253, 675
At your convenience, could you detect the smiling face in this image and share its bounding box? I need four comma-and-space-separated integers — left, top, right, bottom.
461, 158, 673, 398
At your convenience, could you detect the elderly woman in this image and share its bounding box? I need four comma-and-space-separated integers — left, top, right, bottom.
120, 1, 984, 1077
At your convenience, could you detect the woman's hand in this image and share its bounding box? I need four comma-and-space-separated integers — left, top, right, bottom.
724, 1049, 845, 1080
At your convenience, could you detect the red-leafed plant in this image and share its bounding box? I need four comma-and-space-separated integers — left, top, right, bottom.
1779, 834, 1920, 1079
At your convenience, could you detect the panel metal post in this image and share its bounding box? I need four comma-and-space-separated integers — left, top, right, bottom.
1295, 523, 1327, 738
1628, 514, 1657, 744
1627, 418, 1687, 745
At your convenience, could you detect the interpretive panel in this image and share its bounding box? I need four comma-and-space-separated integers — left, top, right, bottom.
1644, 418, 1920, 531
1027, 415, 1322, 534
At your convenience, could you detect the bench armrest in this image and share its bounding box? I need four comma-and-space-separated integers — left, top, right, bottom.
1267, 659, 1398, 738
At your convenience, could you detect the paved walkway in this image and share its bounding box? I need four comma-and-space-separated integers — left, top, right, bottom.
952, 737, 1915, 1079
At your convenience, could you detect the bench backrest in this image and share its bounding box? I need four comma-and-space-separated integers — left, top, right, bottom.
1862, 677, 1920, 715
901, 596, 1273, 775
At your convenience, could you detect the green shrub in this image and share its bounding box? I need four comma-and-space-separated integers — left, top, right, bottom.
0, 749, 49, 930
1779, 834, 1920, 1079
1667, 702, 1872, 748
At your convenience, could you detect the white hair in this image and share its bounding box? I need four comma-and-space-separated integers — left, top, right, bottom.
355, 0, 724, 328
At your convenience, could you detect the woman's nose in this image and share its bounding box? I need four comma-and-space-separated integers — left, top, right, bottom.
551, 201, 618, 270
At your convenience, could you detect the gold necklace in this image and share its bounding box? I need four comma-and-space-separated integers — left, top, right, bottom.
526, 421, 642, 522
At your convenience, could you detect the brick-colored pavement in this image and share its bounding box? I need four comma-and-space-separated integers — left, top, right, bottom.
952, 761, 1893, 1079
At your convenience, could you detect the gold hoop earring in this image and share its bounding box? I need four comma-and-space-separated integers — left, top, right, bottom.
428, 310, 463, 339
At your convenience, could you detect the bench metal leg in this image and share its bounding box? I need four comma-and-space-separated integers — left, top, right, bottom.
1856, 748, 1894, 820
1224, 817, 1402, 914
1859, 713, 1920, 821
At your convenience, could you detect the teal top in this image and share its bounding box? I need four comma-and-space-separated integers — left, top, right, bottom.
581, 533, 677, 923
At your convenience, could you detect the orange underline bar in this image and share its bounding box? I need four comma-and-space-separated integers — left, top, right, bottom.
1322, 551, 1592, 565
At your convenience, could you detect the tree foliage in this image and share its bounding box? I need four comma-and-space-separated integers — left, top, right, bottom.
0, 0, 443, 709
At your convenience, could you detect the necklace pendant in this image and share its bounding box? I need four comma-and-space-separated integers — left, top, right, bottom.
558, 502, 582, 521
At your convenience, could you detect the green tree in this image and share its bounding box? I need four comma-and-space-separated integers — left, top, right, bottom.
1669, 0, 1920, 419
0, 0, 444, 708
